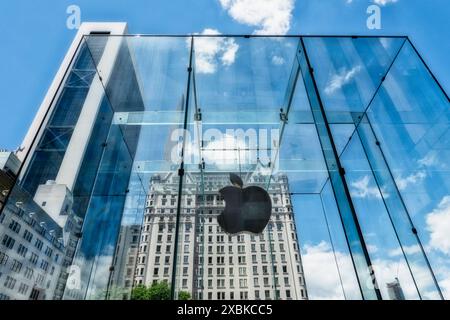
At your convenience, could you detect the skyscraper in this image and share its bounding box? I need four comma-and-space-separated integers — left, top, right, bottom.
387, 278, 406, 301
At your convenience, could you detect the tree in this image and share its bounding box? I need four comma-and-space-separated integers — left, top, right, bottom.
131, 281, 171, 300
178, 291, 191, 300
131, 284, 150, 300
147, 281, 170, 300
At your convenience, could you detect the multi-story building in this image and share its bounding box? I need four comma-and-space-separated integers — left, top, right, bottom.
134, 171, 308, 300
0, 151, 68, 300
387, 278, 406, 301
0, 157, 82, 300
108, 224, 141, 299
0, 189, 65, 300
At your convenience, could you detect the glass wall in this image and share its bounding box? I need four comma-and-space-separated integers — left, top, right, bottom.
0, 35, 448, 300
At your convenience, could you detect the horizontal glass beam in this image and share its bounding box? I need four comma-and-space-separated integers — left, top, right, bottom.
111, 111, 369, 125
132, 159, 326, 173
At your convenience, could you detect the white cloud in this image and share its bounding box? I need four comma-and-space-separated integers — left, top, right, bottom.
301, 242, 361, 299
219, 0, 295, 35
350, 175, 386, 199
418, 153, 439, 167
271, 55, 285, 65
367, 244, 379, 254
371, 258, 433, 299
373, 0, 398, 6
302, 241, 448, 299
192, 28, 239, 74
418, 152, 446, 169
388, 245, 422, 258
426, 196, 450, 255
324, 65, 362, 95
396, 171, 426, 191
202, 133, 249, 166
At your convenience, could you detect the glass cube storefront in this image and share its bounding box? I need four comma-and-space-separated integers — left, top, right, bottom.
0, 35, 448, 300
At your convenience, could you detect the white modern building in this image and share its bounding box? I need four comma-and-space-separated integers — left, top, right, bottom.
0, 23, 128, 300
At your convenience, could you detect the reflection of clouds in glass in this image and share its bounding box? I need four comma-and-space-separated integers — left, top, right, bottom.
302, 241, 440, 299
379, 37, 393, 51
192, 29, 239, 74
435, 263, 450, 299
183, 131, 253, 170
301, 241, 360, 300
373, 0, 399, 6
426, 196, 450, 256
324, 65, 362, 95
182, 128, 278, 173
371, 258, 433, 300
86, 252, 115, 299
350, 175, 386, 199
418, 152, 446, 169
219, 0, 295, 35
271, 55, 285, 65
203, 133, 249, 167
396, 170, 426, 191
388, 244, 422, 258
367, 244, 379, 254
68, 247, 115, 299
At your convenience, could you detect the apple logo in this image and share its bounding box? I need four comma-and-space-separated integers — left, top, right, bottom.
217, 173, 272, 234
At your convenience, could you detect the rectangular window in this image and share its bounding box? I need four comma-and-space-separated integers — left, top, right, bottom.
18, 283, 29, 295
34, 239, 43, 251
0, 252, 9, 265
24, 267, 33, 280
17, 244, 28, 258
10, 259, 22, 273
2, 235, 15, 249
8, 220, 21, 233
4, 276, 16, 289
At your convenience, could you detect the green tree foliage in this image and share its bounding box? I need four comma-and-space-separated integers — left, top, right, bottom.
131, 281, 172, 300
177, 290, 191, 300
147, 281, 170, 300
131, 284, 150, 300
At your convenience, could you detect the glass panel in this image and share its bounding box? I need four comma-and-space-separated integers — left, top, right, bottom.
340, 130, 421, 300
303, 37, 405, 121
365, 40, 449, 299
298, 39, 380, 300
1, 35, 447, 301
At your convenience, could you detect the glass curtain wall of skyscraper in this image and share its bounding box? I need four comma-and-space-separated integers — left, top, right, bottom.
0, 31, 448, 300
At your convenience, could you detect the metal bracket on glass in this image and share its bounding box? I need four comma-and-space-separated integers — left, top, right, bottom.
195, 108, 202, 121
279, 108, 288, 123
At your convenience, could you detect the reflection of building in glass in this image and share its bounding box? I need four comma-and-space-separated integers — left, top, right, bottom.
134, 171, 308, 300
0, 201, 64, 300
386, 278, 405, 300
108, 225, 141, 299
0, 153, 82, 300
0, 151, 20, 211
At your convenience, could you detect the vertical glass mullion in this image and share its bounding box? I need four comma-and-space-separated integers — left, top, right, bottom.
298, 38, 381, 300
170, 36, 194, 299
264, 38, 302, 300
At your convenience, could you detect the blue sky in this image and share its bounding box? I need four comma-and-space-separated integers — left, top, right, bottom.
0, 0, 448, 151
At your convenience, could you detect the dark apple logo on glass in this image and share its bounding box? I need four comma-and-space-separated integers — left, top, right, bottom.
218, 173, 272, 234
